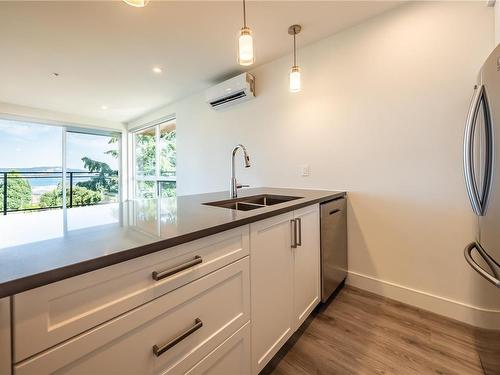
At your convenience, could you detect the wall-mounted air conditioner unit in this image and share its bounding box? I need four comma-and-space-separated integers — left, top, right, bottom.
205, 73, 255, 110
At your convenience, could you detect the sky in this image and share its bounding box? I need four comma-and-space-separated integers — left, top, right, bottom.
0, 119, 119, 170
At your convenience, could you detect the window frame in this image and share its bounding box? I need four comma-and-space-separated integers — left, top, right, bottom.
131, 116, 176, 199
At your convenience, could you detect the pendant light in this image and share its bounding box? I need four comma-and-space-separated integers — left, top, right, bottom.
123, 0, 149, 7
288, 24, 302, 93
238, 0, 255, 66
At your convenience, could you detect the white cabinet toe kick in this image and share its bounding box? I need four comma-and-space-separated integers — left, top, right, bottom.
8, 203, 330, 375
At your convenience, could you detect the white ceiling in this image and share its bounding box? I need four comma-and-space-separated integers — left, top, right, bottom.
0, 1, 401, 123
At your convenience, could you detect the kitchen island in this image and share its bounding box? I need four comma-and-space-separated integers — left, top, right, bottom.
0, 187, 344, 297
0, 187, 346, 375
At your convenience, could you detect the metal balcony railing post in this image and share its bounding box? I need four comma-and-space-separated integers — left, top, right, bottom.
3, 172, 7, 215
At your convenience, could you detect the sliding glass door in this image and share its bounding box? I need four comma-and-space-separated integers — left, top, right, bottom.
133, 118, 176, 198
0, 119, 63, 214
0, 117, 121, 215
66, 131, 120, 207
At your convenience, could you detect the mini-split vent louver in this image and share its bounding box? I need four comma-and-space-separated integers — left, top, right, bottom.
205, 73, 255, 110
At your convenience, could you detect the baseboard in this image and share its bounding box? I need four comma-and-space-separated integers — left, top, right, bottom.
346, 271, 500, 330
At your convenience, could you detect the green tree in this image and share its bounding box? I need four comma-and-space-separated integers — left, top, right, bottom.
134, 128, 177, 198
134, 129, 177, 176
76, 157, 118, 195
105, 136, 119, 159
160, 129, 176, 175
38, 188, 60, 208
135, 131, 156, 176
160, 129, 176, 197
71, 186, 102, 206
0, 172, 32, 211
39, 185, 102, 208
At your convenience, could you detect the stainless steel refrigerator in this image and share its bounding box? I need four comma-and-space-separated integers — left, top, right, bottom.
463, 43, 500, 374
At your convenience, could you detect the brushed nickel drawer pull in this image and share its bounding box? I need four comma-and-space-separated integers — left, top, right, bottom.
296, 217, 302, 246
153, 318, 203, 357
291, 219, 298, 248
152, 256, 203, 281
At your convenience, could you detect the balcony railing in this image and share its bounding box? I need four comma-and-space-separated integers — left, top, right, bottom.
0, 171, 119, 215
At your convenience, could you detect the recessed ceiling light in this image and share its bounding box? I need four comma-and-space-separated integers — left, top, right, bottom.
101, 105, 108, 110
152, 67, 162, 74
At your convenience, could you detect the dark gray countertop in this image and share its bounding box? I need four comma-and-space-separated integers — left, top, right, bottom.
0, 187, 345, 298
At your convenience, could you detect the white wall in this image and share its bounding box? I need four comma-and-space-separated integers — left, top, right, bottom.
496, 0, 500, 44
130, 2, 499, 328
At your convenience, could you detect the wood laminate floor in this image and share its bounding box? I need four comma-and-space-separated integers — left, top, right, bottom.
263, 286, 500, 375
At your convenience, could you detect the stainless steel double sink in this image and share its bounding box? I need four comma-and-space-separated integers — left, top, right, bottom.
203, 194, 302, 211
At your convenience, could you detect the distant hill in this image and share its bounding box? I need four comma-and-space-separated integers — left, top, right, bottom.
0, 167, 86, 173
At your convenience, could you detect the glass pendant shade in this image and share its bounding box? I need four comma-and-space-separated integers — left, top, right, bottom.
238, 27, 254, 66
123, 0, 149, 7
289, 66, 301, 92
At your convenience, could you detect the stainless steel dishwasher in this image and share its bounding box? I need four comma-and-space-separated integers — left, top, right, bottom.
320, 197, 347, 302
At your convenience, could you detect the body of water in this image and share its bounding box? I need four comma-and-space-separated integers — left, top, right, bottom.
0, 168, 91, 188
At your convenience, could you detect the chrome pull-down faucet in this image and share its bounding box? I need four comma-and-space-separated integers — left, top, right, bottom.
230, 144, 251, 198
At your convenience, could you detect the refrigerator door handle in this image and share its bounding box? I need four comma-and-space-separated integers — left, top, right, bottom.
464, 85, 484, 216
478, 86, 494, 215
464, 242, 500, 288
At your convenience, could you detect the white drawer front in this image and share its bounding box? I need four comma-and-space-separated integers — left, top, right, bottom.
13, 225, 249, 362
185, 322, 251, 375
0, 298, 10, 375
14, 257, 250, 375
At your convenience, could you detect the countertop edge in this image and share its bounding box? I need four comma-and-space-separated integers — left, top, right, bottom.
0, 191, 345, 297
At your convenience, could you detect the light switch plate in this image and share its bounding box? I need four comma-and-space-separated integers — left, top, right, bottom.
300, 164, 310, 177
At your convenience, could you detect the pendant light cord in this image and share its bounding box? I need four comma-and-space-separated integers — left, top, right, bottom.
243, 0, 247, 28
293, 32, 297, 66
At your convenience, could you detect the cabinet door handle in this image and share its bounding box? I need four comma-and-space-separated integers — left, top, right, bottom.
291, 219, 298, 248
153, 318, 203, 357
296, 217, 302, 246
329, 209, 340, 215
152, 256, 203, 281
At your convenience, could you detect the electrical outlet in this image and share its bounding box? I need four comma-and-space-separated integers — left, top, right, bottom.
300, 164, 310, 177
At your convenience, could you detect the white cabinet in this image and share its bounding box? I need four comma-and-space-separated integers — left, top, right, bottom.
0, 298, 11, 375
292, 204, 321, 328
185, 322, 251, 375
13, 225, 249, 362
14, 258, 250, 375
250, 212, 295, 374
250, 204, 320, 374
10, 203, 323, 375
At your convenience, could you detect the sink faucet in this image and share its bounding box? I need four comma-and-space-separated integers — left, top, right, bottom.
230, 144, 251, 198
